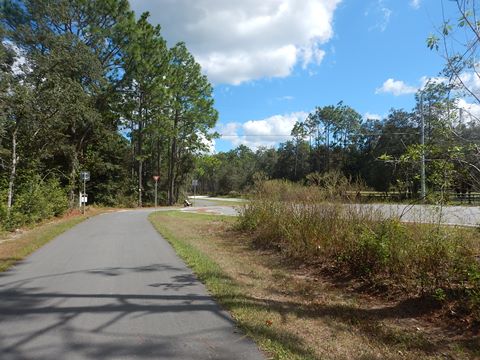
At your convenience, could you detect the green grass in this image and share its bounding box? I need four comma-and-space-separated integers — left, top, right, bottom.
0, 210, 102, 272
192, 198, 249, 206
149, 211, 319, 360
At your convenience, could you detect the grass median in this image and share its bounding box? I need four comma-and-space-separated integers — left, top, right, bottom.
149, 210, 479, 360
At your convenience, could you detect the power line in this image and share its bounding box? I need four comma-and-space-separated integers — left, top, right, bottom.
216, 132, 417, 138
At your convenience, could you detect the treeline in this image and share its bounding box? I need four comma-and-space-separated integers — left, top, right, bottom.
0, 0, 217, 229
196, 83, 480, 197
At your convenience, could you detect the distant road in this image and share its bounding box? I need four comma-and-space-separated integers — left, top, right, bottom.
359, 203, 480, 227
0, 209, 264, 360
183, 198, 480, 227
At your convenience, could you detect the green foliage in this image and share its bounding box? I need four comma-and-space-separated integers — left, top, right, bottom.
426, 34, 439, 50
238, 180, 480, 319
1, 176, 68, 230
0, 0, 218, 214
2, 0, 480, 226
348, 222, 395, 276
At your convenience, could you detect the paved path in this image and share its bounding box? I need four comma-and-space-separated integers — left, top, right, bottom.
0, 210, 264, 360
181, 205, 239, 217
180, 197, 242, 217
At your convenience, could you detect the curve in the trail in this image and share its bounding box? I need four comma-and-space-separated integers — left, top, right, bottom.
0, 210, 264, 360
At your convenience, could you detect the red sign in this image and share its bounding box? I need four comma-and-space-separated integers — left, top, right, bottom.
153, 176, 160, 181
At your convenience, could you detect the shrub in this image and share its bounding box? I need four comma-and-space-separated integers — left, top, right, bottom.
0, 176, 68, 231
238, 179, 480, 319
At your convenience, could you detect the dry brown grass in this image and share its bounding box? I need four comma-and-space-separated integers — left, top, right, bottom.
238, 180, 480, 322
150, 211, 480, 360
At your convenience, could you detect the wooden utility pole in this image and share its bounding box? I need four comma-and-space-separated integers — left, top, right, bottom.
420, 92, 426, 201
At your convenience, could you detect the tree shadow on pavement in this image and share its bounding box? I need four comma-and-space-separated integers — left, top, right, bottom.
0, 264, 263, 360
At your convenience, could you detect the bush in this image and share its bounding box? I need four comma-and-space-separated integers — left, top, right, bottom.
238, 179, 480, 319
1, 176, 68, 231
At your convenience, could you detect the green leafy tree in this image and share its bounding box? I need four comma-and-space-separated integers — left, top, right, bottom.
165, 42, 217, 204
121, 12, 169, 206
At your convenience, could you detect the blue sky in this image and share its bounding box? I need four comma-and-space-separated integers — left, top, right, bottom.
129, 0, 461, 152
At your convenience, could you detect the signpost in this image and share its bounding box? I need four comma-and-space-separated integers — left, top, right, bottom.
192, 179, 198, 207
80, 171, 90, 214
153, 175, 160, 208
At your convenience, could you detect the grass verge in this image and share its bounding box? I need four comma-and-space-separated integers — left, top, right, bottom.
149, 211, 318, 359
0, 207, 106, 272
149, 210, 479, 360
190, 198, 249, 206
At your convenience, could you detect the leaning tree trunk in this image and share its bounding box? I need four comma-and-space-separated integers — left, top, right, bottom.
7, 126, 18, 212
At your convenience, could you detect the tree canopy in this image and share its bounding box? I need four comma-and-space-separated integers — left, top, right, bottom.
0, 0, 217, 229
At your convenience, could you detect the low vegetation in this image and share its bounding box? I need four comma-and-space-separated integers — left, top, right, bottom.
150, 210, 479, 359
0, 176, 68, 231
237, 179, 480, 322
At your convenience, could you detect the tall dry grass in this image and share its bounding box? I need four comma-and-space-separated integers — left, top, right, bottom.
237, 179, 480, 319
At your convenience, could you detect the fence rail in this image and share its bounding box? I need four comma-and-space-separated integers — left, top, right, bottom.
348, 192, 480, 205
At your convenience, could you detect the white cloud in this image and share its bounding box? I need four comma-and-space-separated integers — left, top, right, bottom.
217, 111, 308, 150
410, 0, 421, 9
458, 72, 480, 97
376, 75, 451, 98
217, 122, 240, 137
364, 112, 382, 120
278, 95, 294, 101
420, 69, 480, 99
367, 0, 392, 32
420, 74, 480, 100
376, 75, 480, 123
198, 133, 216, 154
457, 99, 480, 122
376, 78, 418, 96
129, 0, 341, 85
420, 75, 448, 88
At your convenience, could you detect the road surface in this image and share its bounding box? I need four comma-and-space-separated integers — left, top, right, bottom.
182, 198, 480, 227
0, 209, 264, 360
362, 203, 480, 227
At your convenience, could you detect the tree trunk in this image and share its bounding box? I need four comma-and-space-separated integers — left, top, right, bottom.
294, 140, 298, 179
131, 119, 136, 182
138, 158, 143, 207
168, 111, 178, 205
326, 125, 330, 172
68, 150, 79, 208
7, 126, 18, 212
156, 137, 161, 177
137, 97, 144, 207
167, 137, 173, 204
168, 136, 177, 205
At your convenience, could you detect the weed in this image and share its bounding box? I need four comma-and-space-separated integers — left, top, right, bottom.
238, 179, 480, 320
